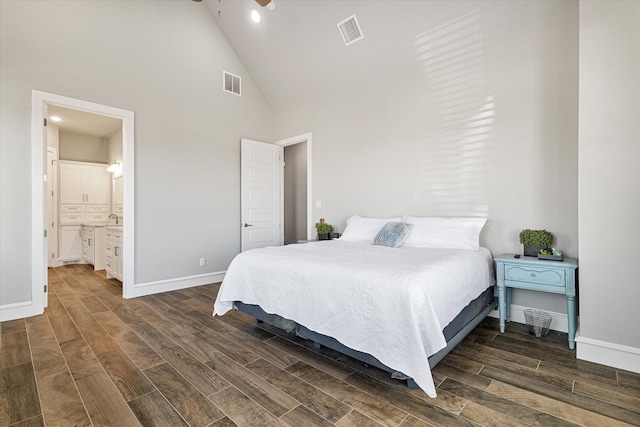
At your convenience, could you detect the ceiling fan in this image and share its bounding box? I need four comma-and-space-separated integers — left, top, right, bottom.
191, 0, 275, 10
254, 0, 275, 11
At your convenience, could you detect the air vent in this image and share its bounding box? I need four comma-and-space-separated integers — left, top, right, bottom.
223, 71, 241, 96
337, 15, 364, 46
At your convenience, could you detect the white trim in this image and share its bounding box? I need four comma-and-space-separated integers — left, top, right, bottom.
0, 301, 36, 322
121, 104, 135, 299
489, 303, 569, 333
29, 90, 136, 306
576, 333, 640, 374
124, 271, 226, 299
47, 146, 61, 269
275, 133, 313, 240
29, 92, 47, 318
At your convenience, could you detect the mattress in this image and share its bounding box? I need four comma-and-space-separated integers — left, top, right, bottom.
235, 285, 494, 370
214, 240, 495, 397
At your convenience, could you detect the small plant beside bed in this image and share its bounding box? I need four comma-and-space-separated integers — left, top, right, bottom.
519, 229, 553, 257
316, 222, 333, 240
519, 229, 564, 260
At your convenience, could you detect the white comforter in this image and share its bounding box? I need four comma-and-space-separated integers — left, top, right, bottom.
213, 240, 494, 397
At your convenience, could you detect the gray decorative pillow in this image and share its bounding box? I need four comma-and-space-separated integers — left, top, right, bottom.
373, 222, 413, 248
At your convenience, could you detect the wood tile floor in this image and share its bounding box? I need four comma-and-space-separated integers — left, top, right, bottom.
1, 264, 639, 427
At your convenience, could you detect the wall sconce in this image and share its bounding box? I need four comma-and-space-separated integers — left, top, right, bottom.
107, 160, 121, 174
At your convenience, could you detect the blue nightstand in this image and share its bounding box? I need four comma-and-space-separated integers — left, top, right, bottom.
494, 254, 579, 349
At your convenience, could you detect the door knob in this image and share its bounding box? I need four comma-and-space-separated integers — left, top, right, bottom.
243, 223, 253, 227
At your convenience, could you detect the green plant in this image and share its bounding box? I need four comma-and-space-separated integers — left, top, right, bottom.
316, 223, 333, 235
519, 229, 554, 246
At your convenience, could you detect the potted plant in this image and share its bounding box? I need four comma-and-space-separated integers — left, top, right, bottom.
519, 229, 554, 257
316, 222, 334, 240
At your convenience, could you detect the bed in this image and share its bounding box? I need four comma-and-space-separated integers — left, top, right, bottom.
213, 216, 496, 398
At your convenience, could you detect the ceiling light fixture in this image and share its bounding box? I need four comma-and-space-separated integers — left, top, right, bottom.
255, 0, 275, 12
50, 116, 62, 122
250, 9, 261, 24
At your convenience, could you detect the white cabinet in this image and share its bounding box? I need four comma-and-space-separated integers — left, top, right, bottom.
105, 227, 123, 282
82, 225, 106, 270
59, 162, 110, 204
59, 225, 83, 261
59, 165, 84, 204
83, 167, 110, 204
59, 161, 110, 225
59, 205, 86, 225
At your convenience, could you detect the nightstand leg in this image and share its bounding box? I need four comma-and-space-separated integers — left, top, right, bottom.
567, 295, 576, 349
498, 285, 506, 333
506, 287, 512, 322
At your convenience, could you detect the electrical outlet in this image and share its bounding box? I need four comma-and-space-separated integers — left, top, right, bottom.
199, 258, 206, 267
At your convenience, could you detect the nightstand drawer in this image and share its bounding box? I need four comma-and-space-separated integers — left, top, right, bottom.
504, 265, 565, 287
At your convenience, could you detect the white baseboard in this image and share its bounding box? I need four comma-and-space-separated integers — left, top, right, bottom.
488, 304, 568, 333
3, 271, 226, 319
576, 333, 640, 374
123, 271, 226, 299
0, 300, 43, 322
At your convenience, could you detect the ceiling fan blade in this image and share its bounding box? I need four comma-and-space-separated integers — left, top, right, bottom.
255, 0, 271, 7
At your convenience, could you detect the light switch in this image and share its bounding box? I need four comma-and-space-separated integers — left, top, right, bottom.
315, 201, 322, 208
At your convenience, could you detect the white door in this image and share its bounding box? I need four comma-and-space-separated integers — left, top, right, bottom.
47, 149, 57, 267
241, 139, 282, 251
84, 166, 110, 204
59, 225, 83, 260
42, 105, 49, 307
59, 164, 84, 204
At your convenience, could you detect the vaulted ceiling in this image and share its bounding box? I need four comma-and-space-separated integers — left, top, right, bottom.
204, 0, 483, 113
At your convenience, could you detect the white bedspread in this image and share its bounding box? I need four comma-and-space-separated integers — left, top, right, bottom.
213, 240, 494, 397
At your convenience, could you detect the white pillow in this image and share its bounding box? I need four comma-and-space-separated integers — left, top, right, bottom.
340, 215, 402, 242
401, 216, 487, 250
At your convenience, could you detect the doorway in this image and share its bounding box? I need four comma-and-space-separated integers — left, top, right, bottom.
276, 133, 313, 243
283, 142, 308, 244
47, 105, 123, 268
31, 90, 135, 311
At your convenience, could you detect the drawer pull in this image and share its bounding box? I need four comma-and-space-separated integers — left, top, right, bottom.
531, 273, 536, 277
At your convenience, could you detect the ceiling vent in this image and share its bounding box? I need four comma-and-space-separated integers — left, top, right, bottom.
337, 15, 364, 46
223, 71, 241, 96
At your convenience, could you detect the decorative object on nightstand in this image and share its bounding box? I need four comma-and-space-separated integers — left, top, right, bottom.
519, 229, 554, 257
538, 248, 564, 261
494, 253, 578, 349
316, 219, 333, 240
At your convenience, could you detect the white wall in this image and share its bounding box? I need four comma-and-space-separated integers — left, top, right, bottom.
59, 132, 108, 163
47, 124, 59, 150
577, 1, 640, 367
0, 1, 274, 309
107, 129, 123, 170
276, 1, 579, 314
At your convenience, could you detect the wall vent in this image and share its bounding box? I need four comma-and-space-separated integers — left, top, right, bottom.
337, 15, 364, 46
223, 71, 241, 96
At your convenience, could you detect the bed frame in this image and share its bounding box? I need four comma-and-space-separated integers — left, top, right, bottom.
234, 287, 496, 389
